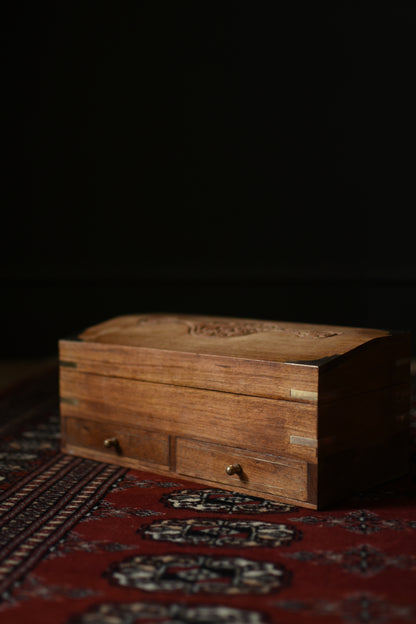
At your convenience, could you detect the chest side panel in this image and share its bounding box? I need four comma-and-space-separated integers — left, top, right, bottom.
60, 368, 317, 463
316, 332, 411, 507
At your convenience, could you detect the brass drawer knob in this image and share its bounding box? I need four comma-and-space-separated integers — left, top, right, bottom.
226, 463, 242, 476
104, 437, 119, 449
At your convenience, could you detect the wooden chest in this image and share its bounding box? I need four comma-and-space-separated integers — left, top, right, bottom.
59, 314, 410, 509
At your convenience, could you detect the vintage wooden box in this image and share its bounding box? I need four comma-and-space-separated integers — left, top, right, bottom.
59, 314, 410, 509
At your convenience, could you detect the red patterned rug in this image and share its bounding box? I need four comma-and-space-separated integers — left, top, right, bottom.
1, 368, 416, 624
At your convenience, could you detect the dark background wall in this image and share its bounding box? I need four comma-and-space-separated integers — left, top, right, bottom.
2, 2, 416, 357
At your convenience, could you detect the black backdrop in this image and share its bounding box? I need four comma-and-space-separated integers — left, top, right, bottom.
2, 2, 416, 357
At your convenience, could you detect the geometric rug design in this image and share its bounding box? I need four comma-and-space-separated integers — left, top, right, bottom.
1, 368, 416, 624
0, 454, 125, 600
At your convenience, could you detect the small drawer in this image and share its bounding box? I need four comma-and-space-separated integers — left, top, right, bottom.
176, 438, 308, 501
64, 417, 170, 469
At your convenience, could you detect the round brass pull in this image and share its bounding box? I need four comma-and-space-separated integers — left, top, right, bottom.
104, 437, 119, 449
226, 463, 242, 476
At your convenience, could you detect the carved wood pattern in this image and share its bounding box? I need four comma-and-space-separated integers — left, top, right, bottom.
135, 315, 342, 339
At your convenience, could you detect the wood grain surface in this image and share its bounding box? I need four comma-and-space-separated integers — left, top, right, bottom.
59, 314, 411, 509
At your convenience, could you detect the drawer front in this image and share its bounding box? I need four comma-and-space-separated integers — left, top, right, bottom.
176, 438, 308, 501
64, 417, 170, 468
